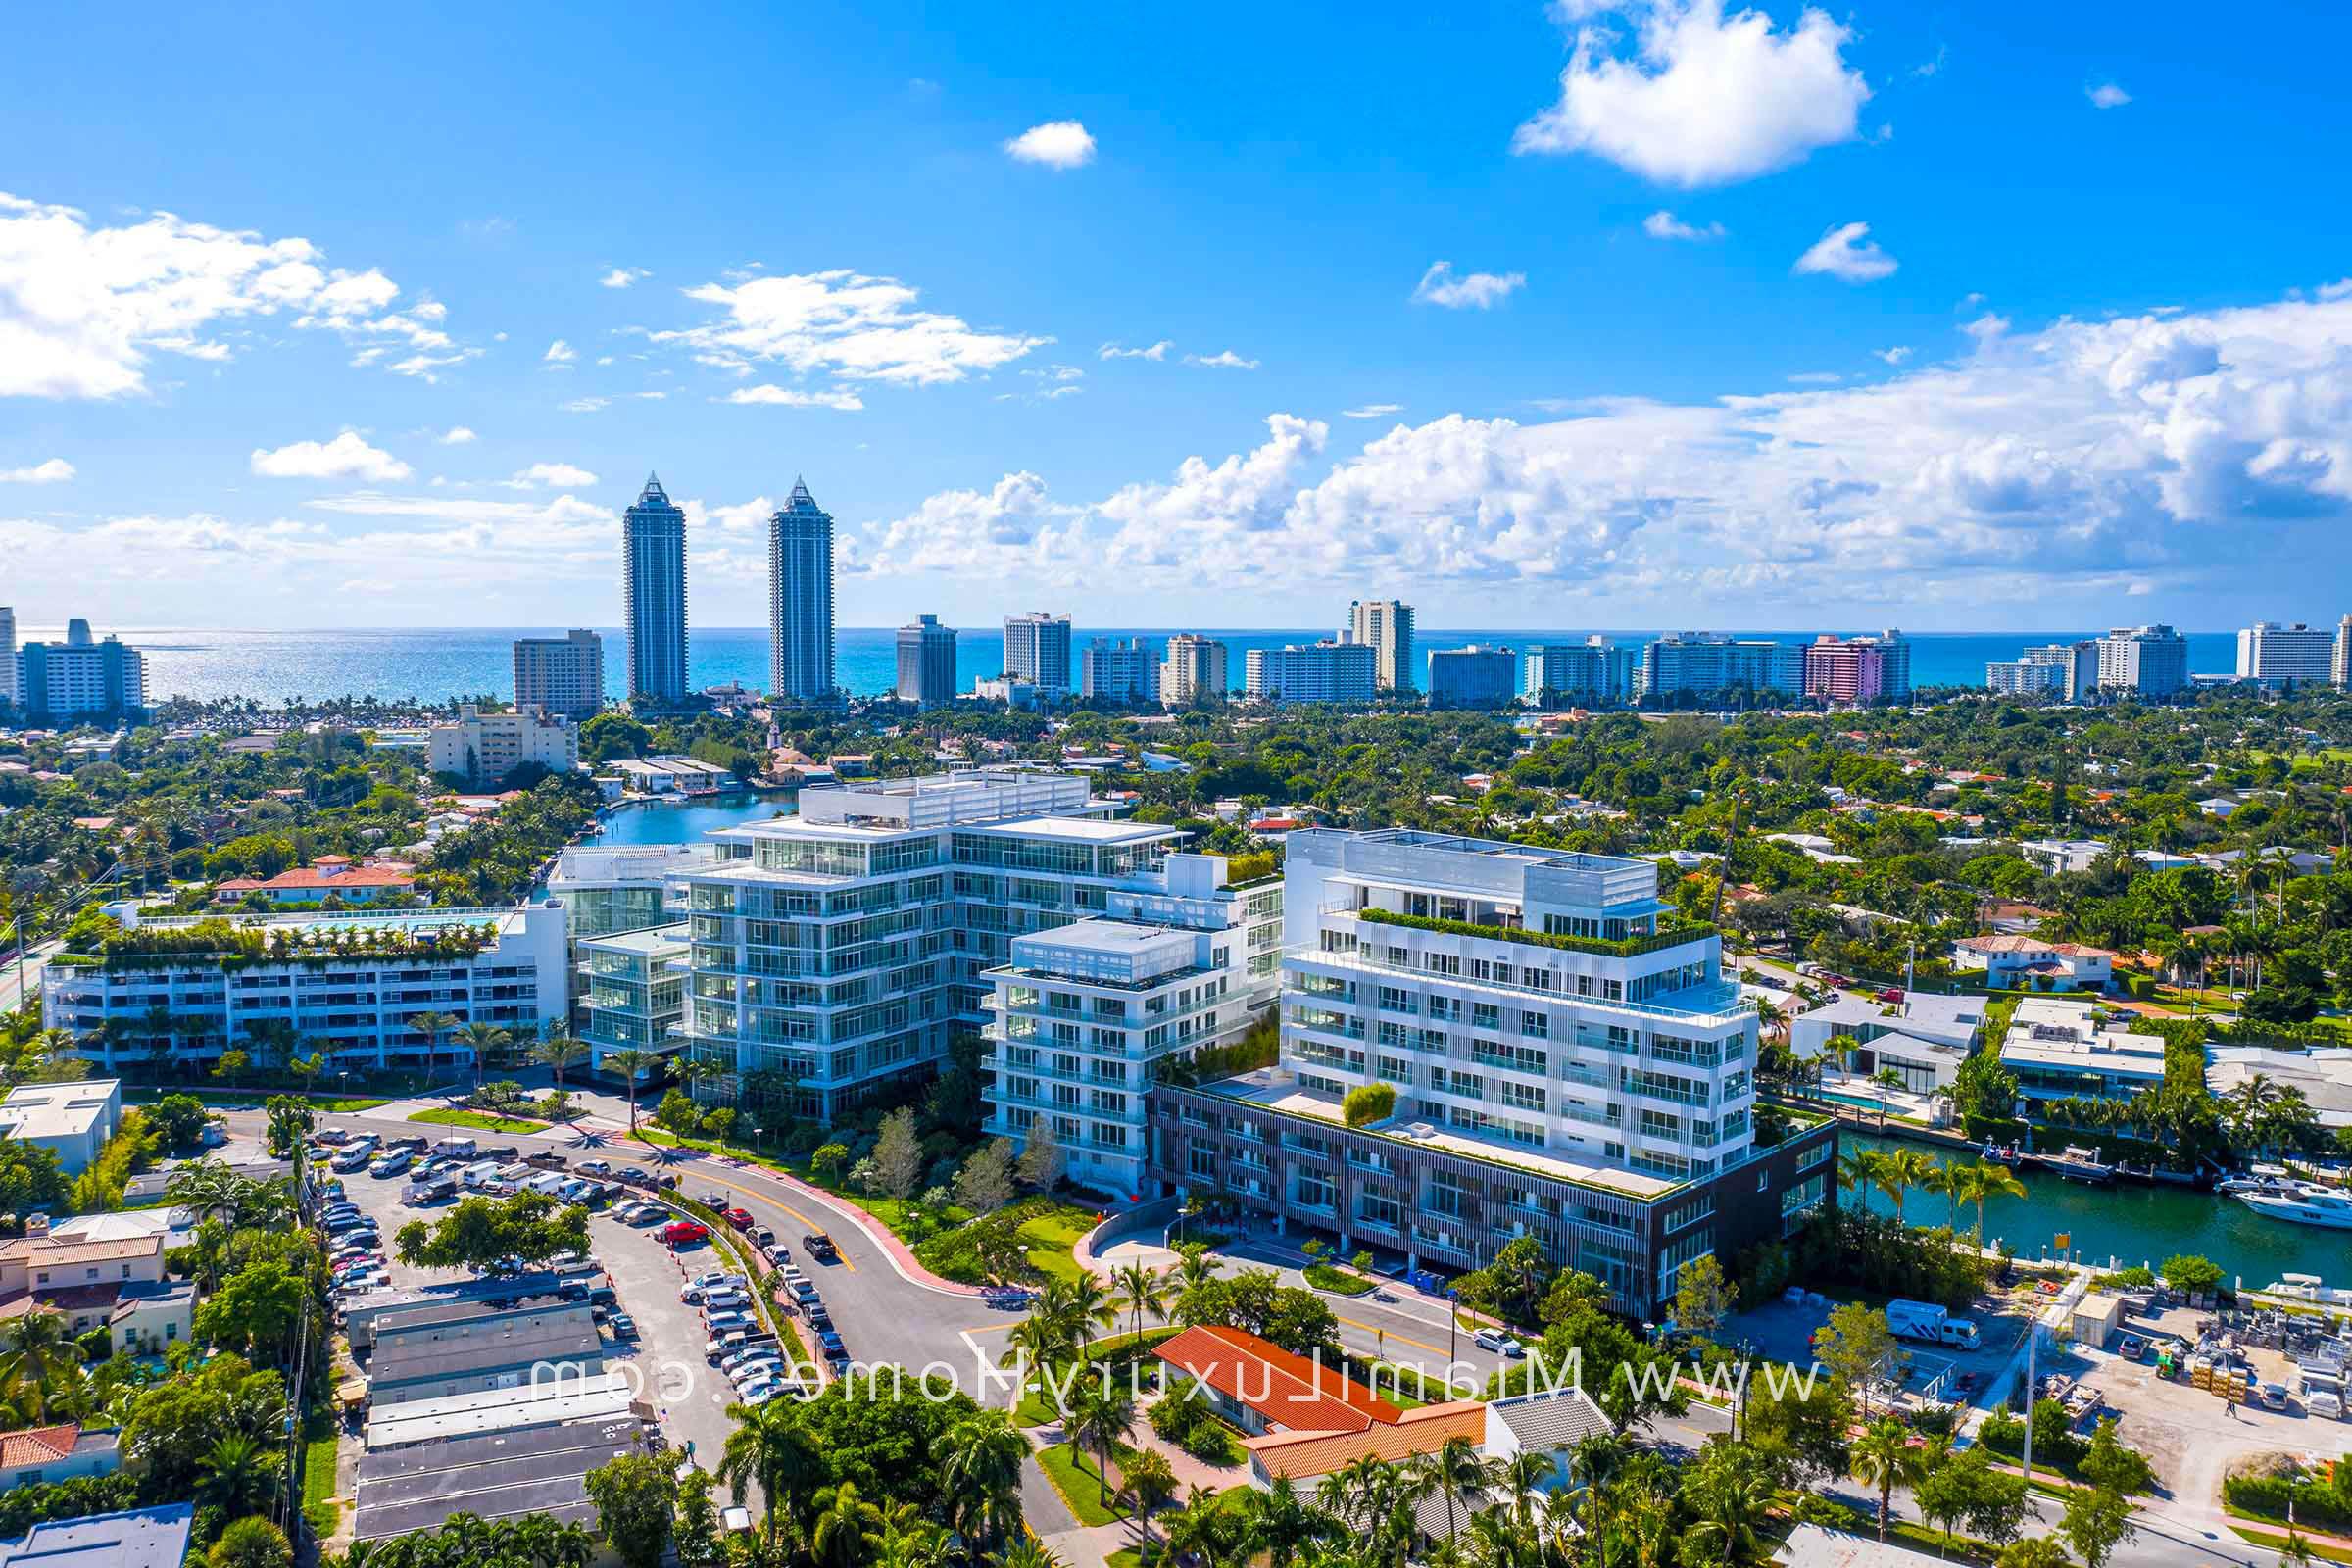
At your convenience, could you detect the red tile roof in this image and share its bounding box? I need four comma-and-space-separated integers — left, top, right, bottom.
1243, 1399, 1488, 1480
0, 1424, 79, 1469
1153, 1324, 1401, 1434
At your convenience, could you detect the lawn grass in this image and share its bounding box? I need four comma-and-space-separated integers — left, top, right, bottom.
2228, 1524, 2352, 1564
1020, 1207, 1097, 1285
1890, 1521, 1993, 1563
1037, 1443, 1129, 1528
405, 1106, 550, 1134
1302, 1261, 1376, 1297
127, 1088, 392, 1112
300, 1421, 341, 1536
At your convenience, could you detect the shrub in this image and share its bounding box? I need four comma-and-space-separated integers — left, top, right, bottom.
1343, 1083, 1397, 1129
2225, 1476, 2352, 1534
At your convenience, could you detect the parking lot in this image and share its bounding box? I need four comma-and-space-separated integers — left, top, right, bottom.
319, 1134, 802, 1468
1720, 1288, 2035, 1413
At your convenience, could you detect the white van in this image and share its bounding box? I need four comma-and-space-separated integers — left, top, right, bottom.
2309, 1390, 2344, 1420
523, 1171, 566, 1196
461, 1159, 505, 1189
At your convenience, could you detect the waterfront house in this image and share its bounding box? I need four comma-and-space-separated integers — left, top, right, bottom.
1953, 933, 2115, 993
1996, 998, 2166, 1107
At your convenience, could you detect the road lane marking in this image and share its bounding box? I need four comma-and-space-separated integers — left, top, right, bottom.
1334, 1313, 1451, 1358
706, 1174, 858, 1273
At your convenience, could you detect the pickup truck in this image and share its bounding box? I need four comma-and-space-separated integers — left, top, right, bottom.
524, 1150, 567, 1169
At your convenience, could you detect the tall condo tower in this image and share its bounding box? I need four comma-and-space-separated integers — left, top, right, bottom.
1345, 599, 1416, 694
897, 615, 958, 707
767, 480, 837, 703
1003, 612, 1072, 694
622, 474, 689, 705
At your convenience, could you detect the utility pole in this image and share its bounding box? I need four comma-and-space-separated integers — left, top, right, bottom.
2021, 1309, 2038, 1483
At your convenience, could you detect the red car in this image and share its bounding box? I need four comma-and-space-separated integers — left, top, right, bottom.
659, 1220, 710, 1247
722, 1207, 755, 1231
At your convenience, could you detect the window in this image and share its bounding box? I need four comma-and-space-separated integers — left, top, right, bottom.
1190, 1146, 1218, 1178
1472, 1003, 1500, 1030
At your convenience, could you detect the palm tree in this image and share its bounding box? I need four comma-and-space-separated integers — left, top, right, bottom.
1235, 1475, 1333, 1568
1836, 1148, 1885, 1202
1064, 1378, 1137, 1507
719, 1399, 826, 1553
1121, 1446, 1180, 1526
530, 1026, 589, 1110
451, 1021, 511, 1097
196, 1432, 280, 1518
1111, 1260, 1169, 1346
1164, 1486, 1244, 1568
1494, 1450, 1555, 1527
809, 1481, 889, 1568
1968, 1160, 2026, 1246
1848, 1417, 1929, 1542
1039, 1272, 1118, 1351
938, 1411, 1028, 1549
1681, 1442, 1775, 1564
1173, 1241, 1223, 1297
606, 1047, 657, 1137
0, 1311, 86, 1422
407, 1010, 458, 1071
1881, 1147, 1936, 1225
1408, 1435, 1494, 1545
996, 1542, 1068, 1568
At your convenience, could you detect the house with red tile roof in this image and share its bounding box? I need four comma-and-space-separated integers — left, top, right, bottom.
0, 1423, 120, 1492
214, 855, 417, 906
1954, 933, 2114, 992
1153, 1324, 1399, 1437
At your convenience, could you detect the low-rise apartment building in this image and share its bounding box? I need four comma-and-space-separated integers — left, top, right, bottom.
1148, 829, 1836, 1317
0, 1080, 122, 1173
2018, 837, 2109, 876
44, 904, 567, 1072
1787, 993, 1985, 1061
680, 770, 1283, 1121
427, 704, 579, 787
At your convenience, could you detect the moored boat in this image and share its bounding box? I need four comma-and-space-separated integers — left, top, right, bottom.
2043, 1145, 2117, 1185
2236, 1183, 2352, 1230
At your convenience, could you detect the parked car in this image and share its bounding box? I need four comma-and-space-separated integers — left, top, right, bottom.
369, 1152, 414, 1178
1473, 1328, 1528, 1358
697, 1190, 728, 1207
722, 1207, 754, 1232
763, 1243, 793, 1266
2116, 1334, 2145, 1361
579, 1159, 612, 1176
660, 1220, 710, 1247
607, 1313, 640, 1341
615, 1168, 653, 1189
751, 1225, 776, 1248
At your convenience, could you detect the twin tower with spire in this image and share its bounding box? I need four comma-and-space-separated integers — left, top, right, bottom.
621, 472, 835, 708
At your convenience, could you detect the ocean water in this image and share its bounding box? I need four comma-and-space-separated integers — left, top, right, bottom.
25, 625, 2244, 707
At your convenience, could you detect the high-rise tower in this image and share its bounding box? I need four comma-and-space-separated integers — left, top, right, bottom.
767, 479, 836, 704
622, 474, 689, 705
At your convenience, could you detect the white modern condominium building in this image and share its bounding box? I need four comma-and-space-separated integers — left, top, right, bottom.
982, 853, 1283, 1197
677, 769, 1282, 1121
2095, 625, 2188, 696
45, 903, 569, 1071
1247, 642, 1376, 704
1278, 829, 1759, 1188
1004, 612, 1074, 694
427, 704, 579, 786
2236, 621, 2334, 686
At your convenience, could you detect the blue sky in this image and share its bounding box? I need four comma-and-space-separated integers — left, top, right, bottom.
5, 0, 2351, 634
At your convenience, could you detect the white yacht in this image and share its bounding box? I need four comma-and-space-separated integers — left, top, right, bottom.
2236, 1183, 2352, 1230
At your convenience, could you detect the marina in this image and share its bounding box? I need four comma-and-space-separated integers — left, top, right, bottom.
1843, 1132, 2348, 1291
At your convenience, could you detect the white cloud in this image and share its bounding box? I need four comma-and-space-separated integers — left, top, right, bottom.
0, 458, 74, 484
1793, 220, 1897, 282
1513, 0, 1871, 187
656, 270, 1047, 386
600, 267, 650, 288
1004, 121, 1097, 170
1642, 210, 1726, 242
250, 432, 411, 481
1185, 350, 1261, 369
1787, 371, 1841, 384
1099, 340, 1173, 361
1412, 261, 1527, 309
27, 285, 2352, 624
439, 426, 477, 444
544, 339, 576, 364
0, 190, 474, 398
726, 385, 865, 410
1962, 312, 2012, 342
561, 396, 610, 413
1344, 404, 1404, 419
504, 462, 600, 489
1875, 346, 1913, 366
2086, 82, 2132, 110
1027, 364, 1085, 382
832, 285, 2352, 614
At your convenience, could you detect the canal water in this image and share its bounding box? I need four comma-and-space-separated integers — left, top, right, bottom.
588, 793, 797, 847
1844, 1132, 2347, 1293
